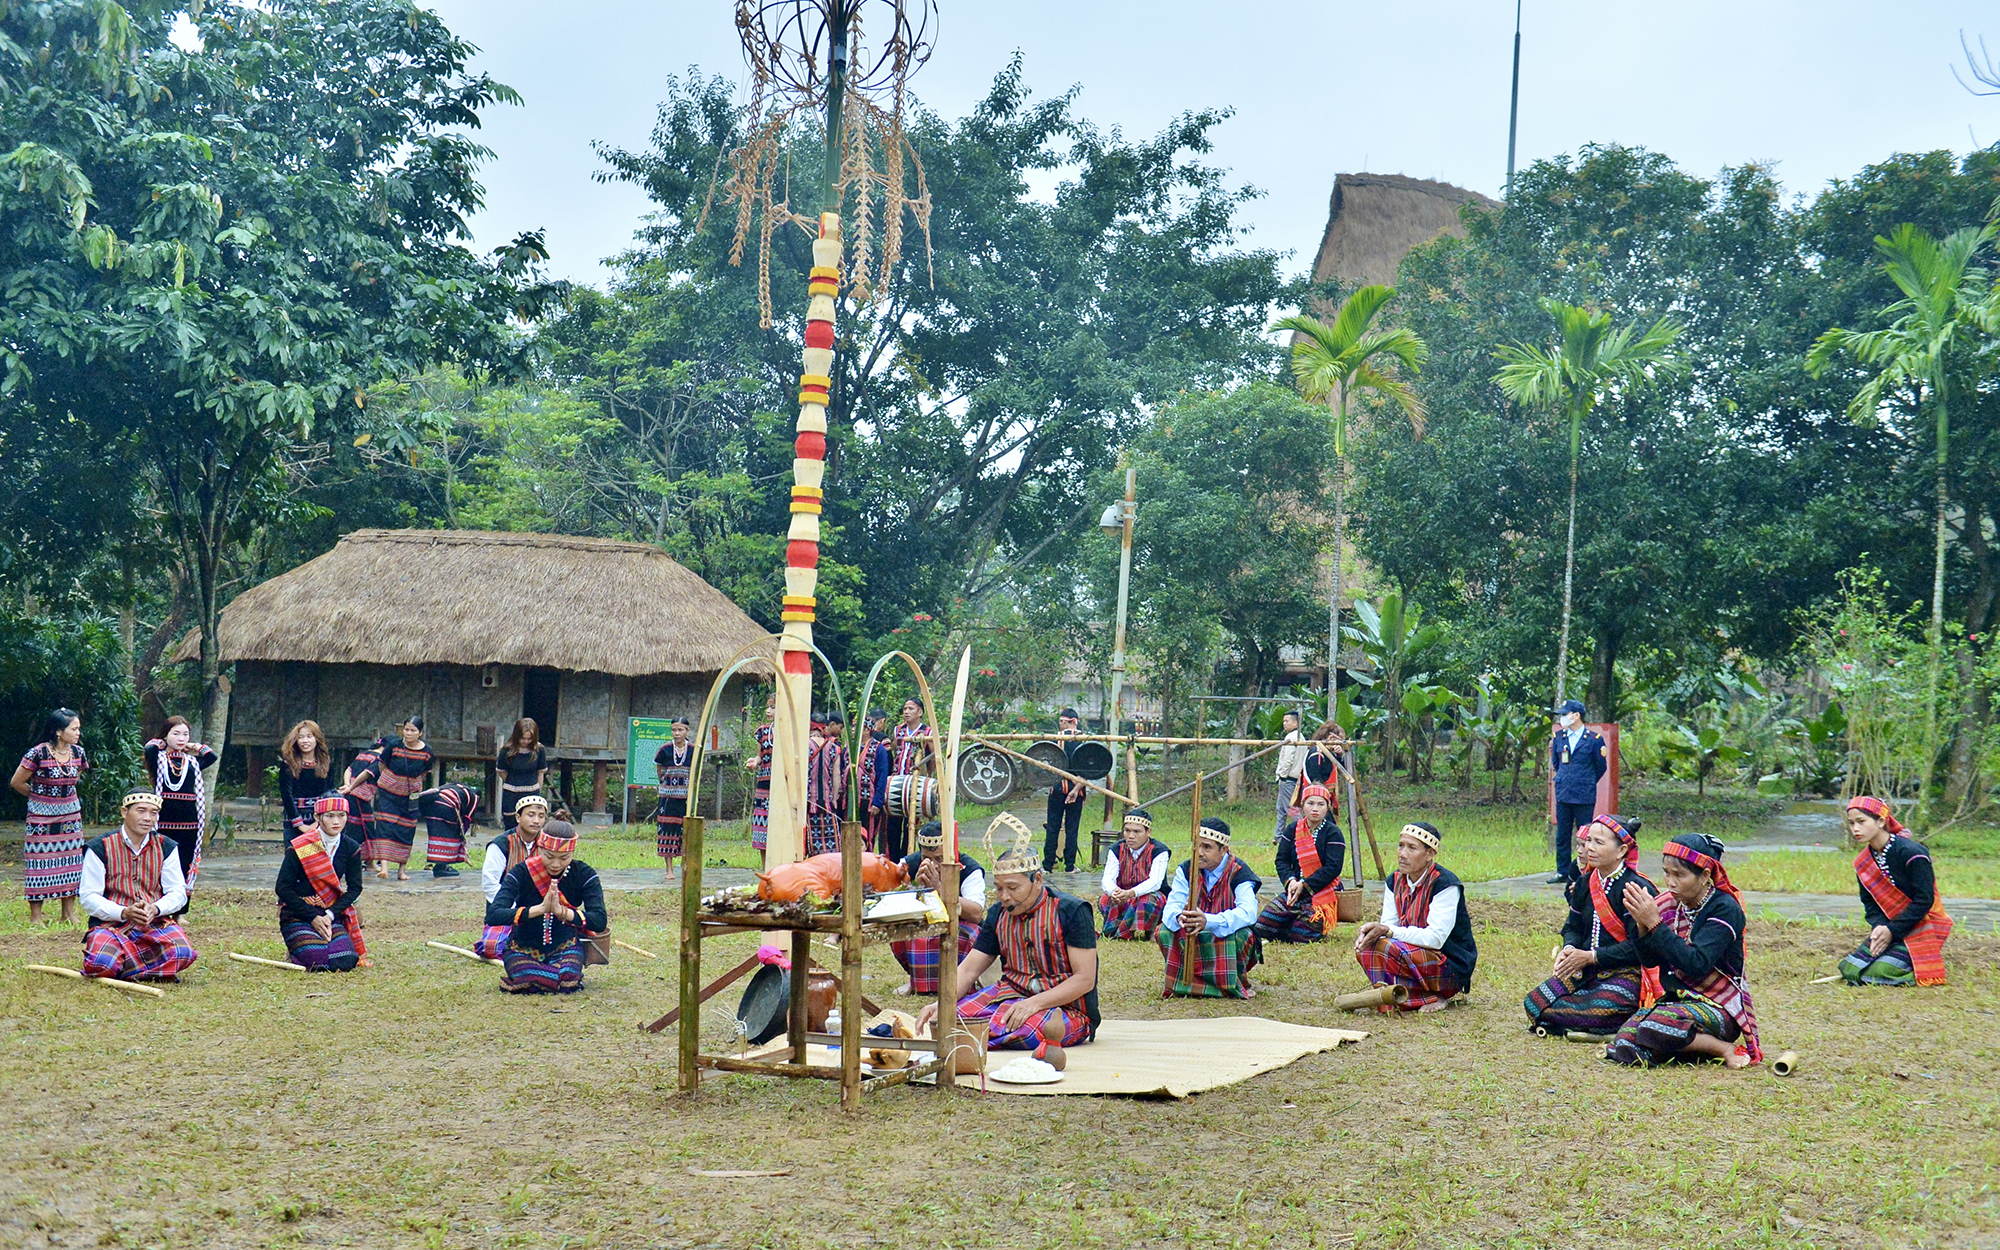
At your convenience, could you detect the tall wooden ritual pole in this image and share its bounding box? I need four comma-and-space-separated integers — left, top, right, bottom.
772, 5, 852, 869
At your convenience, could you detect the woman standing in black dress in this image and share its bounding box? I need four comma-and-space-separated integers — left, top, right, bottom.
145, 715, 218, 906
369, 715, 434, 881
276, 720, 336, 838
497, 717, 547, 832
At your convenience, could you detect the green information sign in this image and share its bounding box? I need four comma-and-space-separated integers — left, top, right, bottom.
626, 717, 679, 789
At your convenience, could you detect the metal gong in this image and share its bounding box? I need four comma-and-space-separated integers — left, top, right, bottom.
1022, 739, 1069, 786
956, 746, 1016, 805
1067, 740, 1114, 781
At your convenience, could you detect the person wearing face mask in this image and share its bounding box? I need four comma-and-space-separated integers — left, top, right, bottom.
485, 820, 607, 994
1548, 700, 1606, 886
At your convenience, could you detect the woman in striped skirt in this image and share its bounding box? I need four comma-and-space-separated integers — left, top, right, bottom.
276, 796, 366, 971
368, 716, 434, 881
10, 708, 88, 925
654, 718, 693, 882
145, 715, 217, 907
1523, 814, 1657, 1036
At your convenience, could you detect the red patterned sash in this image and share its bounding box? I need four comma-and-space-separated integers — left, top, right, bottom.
289, 831, 366, 957
526, 852, 555, 897
1392, 867, 1437, 927
1854, 846, 1951, 986
997, 888, 1072, 998
1292, 819, 1342, 929
1656, 893, 1761, 1063
101, 834, 164, 915
1588, 869, 1664, 1006
1195, 855, 1242, 914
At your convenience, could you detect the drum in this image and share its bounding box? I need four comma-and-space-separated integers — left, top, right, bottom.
957, 747, 1015, 805
1068, 740, 1114, 781
1022, 740, 1069, 786
886, 774, 938, 821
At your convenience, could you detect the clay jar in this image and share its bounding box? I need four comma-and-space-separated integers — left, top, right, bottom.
805, 968, 839, 1032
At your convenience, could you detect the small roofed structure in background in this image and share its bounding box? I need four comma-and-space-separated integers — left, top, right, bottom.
1306, 172, 1497, 296
173, 529, 773, 820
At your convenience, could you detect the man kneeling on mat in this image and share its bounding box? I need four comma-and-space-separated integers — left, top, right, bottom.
1354, 822, 1477, 1012
80, 791, 199, 981
486, 820, 606, 994
276, 795, 367, 971
915, 830, 1097, 1070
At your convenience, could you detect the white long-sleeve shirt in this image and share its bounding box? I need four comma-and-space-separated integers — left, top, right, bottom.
80, 832, 188, 922
482, 841, 510, 903
1100, 846, 1170, 898
1379, 868, 1460, 950
1162, 862, 1258, 937
1274, 730, 1306, 781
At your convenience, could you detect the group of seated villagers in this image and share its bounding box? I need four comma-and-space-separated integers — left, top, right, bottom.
73, 777, 1949, 1075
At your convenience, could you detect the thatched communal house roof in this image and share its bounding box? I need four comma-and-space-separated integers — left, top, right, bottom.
174, 529, 773, 677
1308, 172, 1498, 293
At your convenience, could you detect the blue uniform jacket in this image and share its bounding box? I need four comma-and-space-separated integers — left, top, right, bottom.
1550, 727, 1607, 804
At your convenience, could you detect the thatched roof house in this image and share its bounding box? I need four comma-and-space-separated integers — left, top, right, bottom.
1308, 172, 1497, 294
177, 529, 774, 812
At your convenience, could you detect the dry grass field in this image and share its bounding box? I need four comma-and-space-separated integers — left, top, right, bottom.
0, 880, 1995, 1250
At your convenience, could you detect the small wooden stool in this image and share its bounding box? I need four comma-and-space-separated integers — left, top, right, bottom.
1089, 828, 1120, 870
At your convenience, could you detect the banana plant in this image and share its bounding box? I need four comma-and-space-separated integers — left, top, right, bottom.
1667, 719, 1746, 798
1344, 591, 1446, 779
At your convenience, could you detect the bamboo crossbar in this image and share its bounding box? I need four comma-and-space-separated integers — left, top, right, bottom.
24, 964, 168, 998
613, 938, 659, 959
228, 951, 307, 973
696, 1054, 846, 1081
971, 733, 1327, 748
805, 1031, 940, 1054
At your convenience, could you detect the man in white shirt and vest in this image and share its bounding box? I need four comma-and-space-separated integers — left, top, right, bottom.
80, 791, 199, 981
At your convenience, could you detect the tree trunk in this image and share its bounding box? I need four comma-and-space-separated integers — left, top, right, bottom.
1328, 456, 1345, 694
1586, 620, 1623, 723
1922, 383, 1949, 805
1556, 438, 1579, 704
1945, 500, 1997, 811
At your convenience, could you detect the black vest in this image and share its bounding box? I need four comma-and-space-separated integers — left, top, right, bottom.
1391, 864, 1478, 991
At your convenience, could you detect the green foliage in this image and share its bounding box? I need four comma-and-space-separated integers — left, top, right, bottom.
0, 607, 139, 823
1802, 567, 1938, 806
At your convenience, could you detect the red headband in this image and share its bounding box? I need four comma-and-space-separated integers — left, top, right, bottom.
537, 829, 578, 853
314, 795, 349, 816
1845, 795, 1905, 836
1591, 814, 1641, 869
1298, 783, 1331, 804
1663, 839, 1741, 906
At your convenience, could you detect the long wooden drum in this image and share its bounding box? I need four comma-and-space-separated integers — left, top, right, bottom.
886, 774, 938, 821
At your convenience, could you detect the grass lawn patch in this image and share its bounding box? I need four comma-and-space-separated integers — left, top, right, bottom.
0, 885, 1995, 1248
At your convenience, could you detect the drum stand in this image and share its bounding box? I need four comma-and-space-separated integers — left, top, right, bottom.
651, 816, 960, 1110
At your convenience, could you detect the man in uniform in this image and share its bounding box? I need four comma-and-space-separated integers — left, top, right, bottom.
1549, 699, 1607, 885
1042, 708, 1088, 873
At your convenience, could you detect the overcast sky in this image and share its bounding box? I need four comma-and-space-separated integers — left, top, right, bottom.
422, 0, 2000, 289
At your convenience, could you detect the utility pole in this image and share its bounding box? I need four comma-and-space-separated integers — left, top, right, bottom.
1506, 0, 1522, 198
1100, 466, 1137, 828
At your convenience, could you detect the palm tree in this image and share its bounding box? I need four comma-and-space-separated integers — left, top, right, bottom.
1806, 221, 2000, 796
1275, 286, 1427, 697
1494, 299, 1684, 711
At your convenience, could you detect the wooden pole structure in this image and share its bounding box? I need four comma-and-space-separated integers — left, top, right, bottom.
839, 817, 864, 1110
677, 814, 706, 1094
935, 647, 971, 1090
1177, 776, 1204, 996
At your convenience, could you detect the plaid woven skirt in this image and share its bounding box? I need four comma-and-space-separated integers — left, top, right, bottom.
501, 939, 586, 994
890, 921, 981, 994
280, 916, 361, 972
1356, 938, 1457, 1009
1251, 893, 1328, 944
1156, 925, 1262, 998
1838, 941, 1916, 986
1523, 970, 1641, 1034
1098, 890, 1168, 940
956, 980, 1092, 1050
1607, 998, 1738, 1067
82, 922, 198, 981
475, 923, 513, 961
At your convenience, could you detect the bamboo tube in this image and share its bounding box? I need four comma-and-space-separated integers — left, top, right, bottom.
228, 952, 308, 973
1333, 984, 1408, 1011
426, 940, 502, 967
973, 733, 1328, 748
25, 964, 168, 999
612, 938, 659, 960
1564, 1030, 1610, 1044
1772, 1050, 1801, 1077
1807, 973, 1841, 985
